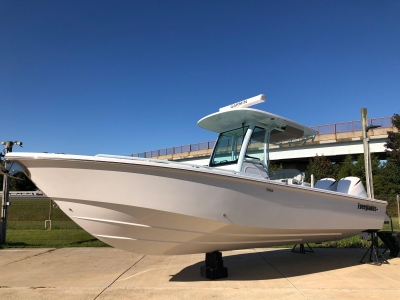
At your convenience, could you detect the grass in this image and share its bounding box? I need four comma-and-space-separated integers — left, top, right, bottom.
1, 199, 399, 249
1, 199, 109, 249
325, 217, 400, 248
7, 199, 71, 221
7, 221, 82, 230
4, 230, 108, 248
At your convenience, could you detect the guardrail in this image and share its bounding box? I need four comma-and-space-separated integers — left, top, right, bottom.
8, 191, 44, 196
131, 116, 393, 159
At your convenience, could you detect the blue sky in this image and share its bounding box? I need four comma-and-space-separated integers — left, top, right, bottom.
1, 0, 399, 156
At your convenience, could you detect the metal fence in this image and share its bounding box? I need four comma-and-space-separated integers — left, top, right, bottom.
310, 117, 392, 135
132, 116, 393, 158
133, 141, 216, 158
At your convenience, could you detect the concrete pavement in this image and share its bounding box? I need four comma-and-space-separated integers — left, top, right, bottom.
0, 247, 399, 299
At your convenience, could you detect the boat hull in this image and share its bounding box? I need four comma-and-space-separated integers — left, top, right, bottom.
8, 153, 388, 255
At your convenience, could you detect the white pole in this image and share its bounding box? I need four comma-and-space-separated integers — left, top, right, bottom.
311, 174, 314, 188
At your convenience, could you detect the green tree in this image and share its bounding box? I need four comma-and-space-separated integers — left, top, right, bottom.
337, 154, 355, 180
349, 154, 381, 186
304, 155, 339, 182
378, 113, 400, 215
374, 162, 398, 195
384, 114, 400, 191
385, 113, 400, 163
375, 160, 400, 216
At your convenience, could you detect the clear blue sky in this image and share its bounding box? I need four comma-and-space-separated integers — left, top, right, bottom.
1, 0, 399, 156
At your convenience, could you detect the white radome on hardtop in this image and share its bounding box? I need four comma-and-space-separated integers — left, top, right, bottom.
218, 94, 267, 112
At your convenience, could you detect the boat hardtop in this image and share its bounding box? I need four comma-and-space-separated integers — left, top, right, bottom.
197, 94, 318, 172
198, 107, 318, 143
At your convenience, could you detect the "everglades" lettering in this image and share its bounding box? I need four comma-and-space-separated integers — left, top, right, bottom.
358, 203, 378, 212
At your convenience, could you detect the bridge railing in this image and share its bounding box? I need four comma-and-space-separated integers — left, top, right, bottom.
132, 116, 393, 158
309, 117, 392, 134
133, 141, 216, 158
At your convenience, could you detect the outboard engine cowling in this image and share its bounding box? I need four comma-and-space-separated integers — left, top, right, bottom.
315, 178, 337, 191
337, 176, 367, 198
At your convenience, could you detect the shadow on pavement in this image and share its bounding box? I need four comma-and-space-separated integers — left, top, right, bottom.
170, 248, 395, 282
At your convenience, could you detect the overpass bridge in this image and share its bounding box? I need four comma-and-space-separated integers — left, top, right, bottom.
131, 116, 396, 171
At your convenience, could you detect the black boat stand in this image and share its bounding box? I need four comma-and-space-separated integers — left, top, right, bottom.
360, 231, 388, 265
200, 251, 228, 280
292, 243, 314, 254
378, 231, 400, 258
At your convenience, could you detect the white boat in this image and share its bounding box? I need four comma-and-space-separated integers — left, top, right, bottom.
5, 95, 388, 256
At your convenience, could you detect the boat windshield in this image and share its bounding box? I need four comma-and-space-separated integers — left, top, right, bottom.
210, 126, 249, 167
245, 127, 266, 161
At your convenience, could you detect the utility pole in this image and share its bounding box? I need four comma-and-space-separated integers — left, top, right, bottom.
0, 141, 22, 244
361, 109, 381, 198
361, 109, 373, 198
360, 110, 386, 265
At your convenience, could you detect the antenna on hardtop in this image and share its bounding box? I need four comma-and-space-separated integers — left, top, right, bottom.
219, 94, 266, 112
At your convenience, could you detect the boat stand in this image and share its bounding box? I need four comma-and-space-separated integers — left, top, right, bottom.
377, 231, 400, 258
291, 243, 314, 254
200, 251, 228, 280
360, 231, 388, 265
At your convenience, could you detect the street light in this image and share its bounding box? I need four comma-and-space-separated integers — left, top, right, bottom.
366, 125, 382, 132
1, 141, 23, 153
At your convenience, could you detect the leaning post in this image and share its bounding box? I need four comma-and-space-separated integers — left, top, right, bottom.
361, 108, 372, 198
